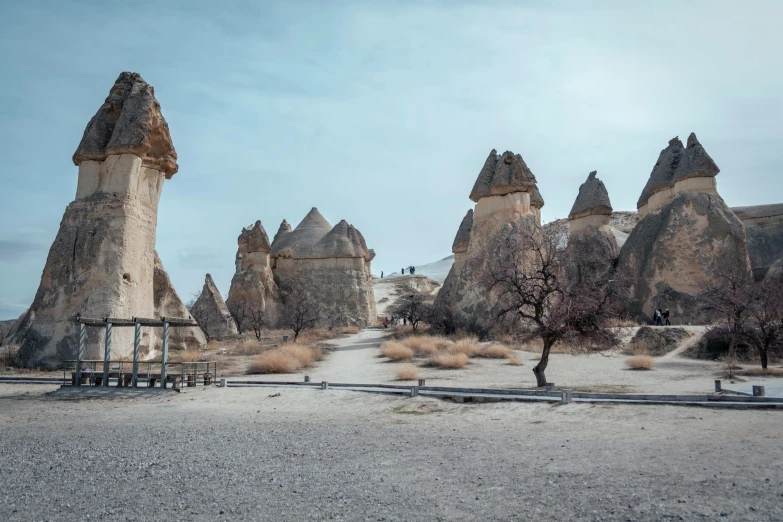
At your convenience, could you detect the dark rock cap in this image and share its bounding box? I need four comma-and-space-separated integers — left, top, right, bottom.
306, 219, 375, 260
671, 133, 720, 184
452, 209, 473, 253
73, 72, 178, 177
569, 171, 612, 219
637, 137, 683, 208
469, 149, 539, 202
238, 220, 271, 254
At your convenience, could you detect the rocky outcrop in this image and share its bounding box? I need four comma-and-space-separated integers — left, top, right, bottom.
765, 258, 783, 282
565, 171, 619, 284
153, 252, 206, 350
618, 133, 750, 323
226, 220, 280, 327
435, 210, 473, 309
270, 208, 376, 327
12, 72, 201, 368
191, 274, 237, 340
732, 204, 783, 280
439, 150, 544, 321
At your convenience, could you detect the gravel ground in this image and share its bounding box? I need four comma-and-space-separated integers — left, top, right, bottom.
1, 385, 782, 521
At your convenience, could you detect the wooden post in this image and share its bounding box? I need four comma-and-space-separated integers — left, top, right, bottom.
132, 321, 141, 388
102, 321, 112, 387
410, 386, 419, 397
714, 380, 722, 392
75, 322, 85, 387
321, 381, 328, 390
304, 375, 310, 383
160, 321, 169, 388
546, 383, 555, 392
418, 379, 426, 387
753, 385, 765, 397
561, 390, 572, 404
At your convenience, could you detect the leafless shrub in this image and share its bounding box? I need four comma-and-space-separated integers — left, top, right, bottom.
248, 343, 322, 374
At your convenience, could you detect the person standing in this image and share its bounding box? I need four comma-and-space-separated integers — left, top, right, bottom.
401, 268, 404, 275
381, 271, 384, 278
664, 309, 671, 325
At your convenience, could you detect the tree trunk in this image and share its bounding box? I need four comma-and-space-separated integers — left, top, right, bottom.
533, 337, 552, 387
760, 348, 768, 369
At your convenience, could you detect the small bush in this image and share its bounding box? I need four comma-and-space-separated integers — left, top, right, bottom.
506, 354, 523, 366
479, 343, 512, 359
247, 343, 321, 374
626, 355, 655, 370
395, 365, 419, 381
380, 341, 413, 361
206, 340, 222, 350
1, 344, 19, 367
179, 350, 204, 362
428, 352, 469, 369
737, 367, 783, 377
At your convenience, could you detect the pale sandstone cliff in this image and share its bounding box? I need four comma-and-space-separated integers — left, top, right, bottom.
732, 204, 783, 280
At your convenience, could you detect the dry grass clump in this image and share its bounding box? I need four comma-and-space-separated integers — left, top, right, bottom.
1, 344, 19, 366
428, 352, 469, 369
452, 337, 480, 357
737, 366, 783, 377
404, 335, 440, 357
506, 354, 523, 366
478, 343, 512, 359
179, 350, 204, 362
395, 365, 419, 381
231, 339, 271, 356
339, 326, 361, 335
206, 340, 222, 350
380, 341, 414, 361
626, 355, 655, 370
248, 343, 322, 374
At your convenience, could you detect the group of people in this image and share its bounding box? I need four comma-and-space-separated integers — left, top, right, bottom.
380, 266, 416, 279
653, 308, 671, 326
382, 315, 405, 328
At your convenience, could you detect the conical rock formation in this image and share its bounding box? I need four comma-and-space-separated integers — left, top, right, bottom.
153, 252, 206, 349
226, 220, 281, 327
191, 274, 237, 340
435, 209, 473, 310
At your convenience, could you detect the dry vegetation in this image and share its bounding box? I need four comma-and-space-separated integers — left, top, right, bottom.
428, 352, 469, 369
380, 341, 413, 361
248, 343, 323, 374
735, 366, 783, 377
626, 355, 655, 370
1, 344, 19, 367
395, 365, 419, 381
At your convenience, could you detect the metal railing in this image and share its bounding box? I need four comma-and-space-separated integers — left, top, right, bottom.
63, 360, 217, 388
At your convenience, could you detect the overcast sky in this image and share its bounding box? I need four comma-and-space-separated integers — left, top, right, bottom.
1, 0, 782, 320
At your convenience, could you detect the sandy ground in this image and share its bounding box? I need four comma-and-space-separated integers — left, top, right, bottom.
0, 384, 781, 521
229, 329, 783, 396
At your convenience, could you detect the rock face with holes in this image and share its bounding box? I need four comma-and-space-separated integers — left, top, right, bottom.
439, 149, 545, 322
226, 220, 281, 329
270, 208, 376, 327
191, 274, 237, 340
12, 72, 202, 367
565, 171, 619, 284
618, 133, 751, 323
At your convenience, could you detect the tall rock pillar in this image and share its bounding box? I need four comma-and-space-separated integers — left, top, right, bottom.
15, 72, 186, 367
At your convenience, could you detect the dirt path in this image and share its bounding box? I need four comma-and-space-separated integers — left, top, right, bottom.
660, 326, 708, 360
312, 328, 389, 382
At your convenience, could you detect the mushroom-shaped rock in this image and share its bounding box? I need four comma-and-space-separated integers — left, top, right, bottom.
271, 208, 332, 257
73, 72, 178, 177
530, 185, 545, 209
470, 149, 538, 202
569, 171, 612, 219
452, 210, 473, 254
637, 137, 684, 209
672, 133, 720, 183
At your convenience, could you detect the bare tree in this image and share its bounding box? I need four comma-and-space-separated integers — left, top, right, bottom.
227, 300, 248, 335
190, 303, 211, 342
248, 305, 268, 341
0, 323, 5, 348
389, 292, 427, 331
281, 284, 320, 341
489, 228, 626, 387
700, 261, 783, 369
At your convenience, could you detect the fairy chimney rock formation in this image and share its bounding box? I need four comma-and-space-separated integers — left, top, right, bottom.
13, 72, 202, 367
153, 252, 206, 349
443, 149, 544, 319
732, 204, 783, 280
618, 133, 750, 323
568, 171, 613, 231
273, 219, 292, 244
270, 209, 376, 327
470, 149, 544, 224
192, 274, 238, 340
226, 220, 280, 326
